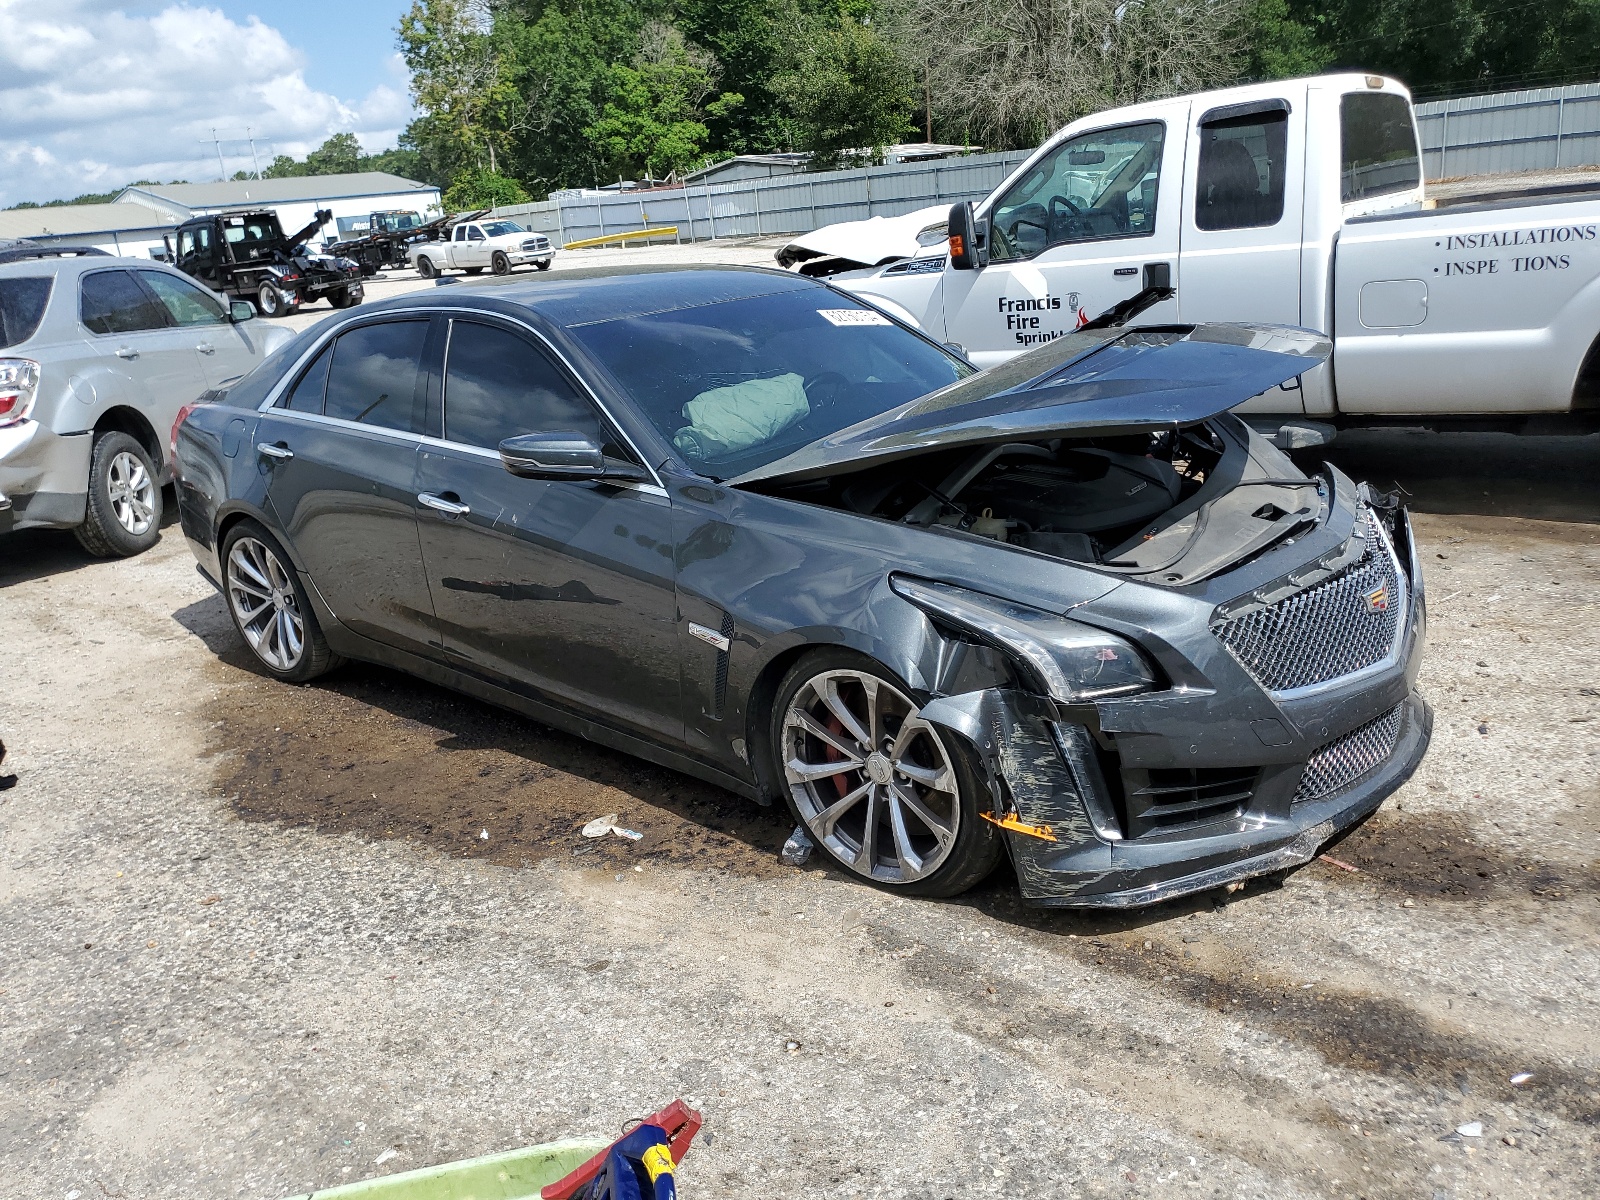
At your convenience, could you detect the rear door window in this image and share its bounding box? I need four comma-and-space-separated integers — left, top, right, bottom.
442, 320, 603, 449
1340, 92, 1421, 202
284, 341, 334, 413
139, 270, 226, 325
1195, 109, 1287, 230
0, 276, 53, 349
79, 270, 171, 335
323, 319, 430, 434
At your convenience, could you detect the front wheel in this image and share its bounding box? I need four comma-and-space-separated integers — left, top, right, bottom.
535, 259, 552, 271
74, 432, 161, 558
769, 649, 1001, 897
491, 250, 511, 276
220, 520, 341, 683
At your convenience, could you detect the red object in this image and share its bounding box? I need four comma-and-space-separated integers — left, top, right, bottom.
170, 402, 198, 470
541, 1100, 703, 1200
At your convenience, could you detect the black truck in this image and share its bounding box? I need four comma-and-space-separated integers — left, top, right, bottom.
324, 209, 434, 275
169, 208, 364, 317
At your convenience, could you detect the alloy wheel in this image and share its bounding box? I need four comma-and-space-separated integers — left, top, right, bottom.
781, 669, 961, 884
226, 536, 305, 671
107, 450, 155, 535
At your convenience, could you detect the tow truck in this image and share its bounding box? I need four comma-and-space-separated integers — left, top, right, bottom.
170, 208, 364, 317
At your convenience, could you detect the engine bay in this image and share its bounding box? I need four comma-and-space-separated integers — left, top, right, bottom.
765, 416, 1328, 586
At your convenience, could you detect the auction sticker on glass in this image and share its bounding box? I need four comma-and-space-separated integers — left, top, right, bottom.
818, 308, 891, 326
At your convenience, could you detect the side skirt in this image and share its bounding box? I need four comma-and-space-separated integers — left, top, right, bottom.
320, 623, 761, 803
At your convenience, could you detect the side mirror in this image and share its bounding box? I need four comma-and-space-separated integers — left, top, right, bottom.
229, 300, 255, 323
498, 431, 653, 483
947, 201, 987, 271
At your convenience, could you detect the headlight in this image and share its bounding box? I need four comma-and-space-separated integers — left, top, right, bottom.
892, 576, 1158, 702
0, 359, 40, 428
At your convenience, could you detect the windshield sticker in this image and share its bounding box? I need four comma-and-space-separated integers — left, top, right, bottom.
818, 309, 891, 327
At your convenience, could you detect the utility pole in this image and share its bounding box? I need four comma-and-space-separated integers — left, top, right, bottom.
246, 127, 262, 178
210, 128, 225, 180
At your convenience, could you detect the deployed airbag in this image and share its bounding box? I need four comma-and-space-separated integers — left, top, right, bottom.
673, 372, 809, 460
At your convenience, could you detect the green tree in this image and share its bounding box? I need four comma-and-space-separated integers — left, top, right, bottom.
261, 154, 307, 179
586, 21, 744, 179
1240, 0, 1331, 80
771, 10, 914, 166
306, 133, 363, 174
443, 166, 531, 208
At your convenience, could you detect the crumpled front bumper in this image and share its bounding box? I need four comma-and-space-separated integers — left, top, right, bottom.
920, 502, 1431, 908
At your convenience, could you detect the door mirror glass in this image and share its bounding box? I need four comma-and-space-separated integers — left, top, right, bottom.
499, 431, 606, 479
230, 300, 255, 323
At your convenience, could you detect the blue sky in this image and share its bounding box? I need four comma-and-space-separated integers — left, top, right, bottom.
0, 1, 421, 207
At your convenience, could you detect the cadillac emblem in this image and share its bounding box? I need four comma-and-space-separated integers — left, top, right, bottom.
1364, 584, 1390, 613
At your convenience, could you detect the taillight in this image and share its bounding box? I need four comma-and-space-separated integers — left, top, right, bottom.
170, 402, 198, 466
0, 359, 40, 428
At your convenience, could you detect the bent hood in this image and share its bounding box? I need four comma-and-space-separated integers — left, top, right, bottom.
731, 323, 1330, 487
775, 205, 948, 271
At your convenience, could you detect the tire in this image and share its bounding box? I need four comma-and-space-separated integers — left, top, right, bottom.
491, 250, 511, 276
219, 519, 340, 683
535, 259, 552, 271
74, 432, 162, 558
464, 267, 483, 275
328, 287, 349, 308
769, 648, 1002, 898
415, 254, 437, 279
256, 281, 286, 317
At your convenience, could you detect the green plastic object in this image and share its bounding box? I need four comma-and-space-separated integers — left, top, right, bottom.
281, 1137, 612, 1200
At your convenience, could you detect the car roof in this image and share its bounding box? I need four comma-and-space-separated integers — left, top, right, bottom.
374, 263, 821, 328
0, 252, 171, 279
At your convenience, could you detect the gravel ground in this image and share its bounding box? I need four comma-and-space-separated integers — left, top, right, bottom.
2, 290, 1597, 1197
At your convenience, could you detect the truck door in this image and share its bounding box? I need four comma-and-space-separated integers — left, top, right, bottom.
1175, 96, 1305, 327
457, 224, 487, 268
943, 100, 1188, 368
176, 224, 222, 291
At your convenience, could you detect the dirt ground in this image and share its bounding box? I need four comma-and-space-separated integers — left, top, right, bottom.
2, 308, 1598, 1196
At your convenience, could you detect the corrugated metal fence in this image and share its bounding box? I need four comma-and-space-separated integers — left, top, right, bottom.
492, 149, 1032, 245
1415, 83, 1600, 179
489, 84, 1600, 245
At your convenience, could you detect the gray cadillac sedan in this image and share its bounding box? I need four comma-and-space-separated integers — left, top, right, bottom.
174, 266, 1429, 907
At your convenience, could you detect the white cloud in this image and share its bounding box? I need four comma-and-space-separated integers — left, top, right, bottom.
0, 1, 415, 206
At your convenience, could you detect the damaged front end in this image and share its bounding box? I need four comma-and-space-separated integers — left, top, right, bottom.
899, 474, 1430, 907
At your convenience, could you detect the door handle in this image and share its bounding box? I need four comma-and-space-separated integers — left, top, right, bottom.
256, 442, 294, 461
417, 492, 470, 516
196, 342, 216, 354
115, 347, 139, 360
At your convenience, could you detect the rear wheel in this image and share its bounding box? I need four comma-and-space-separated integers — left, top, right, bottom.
770, 649, 1001, 897
256, 281, 287, 317
491, 250, 511, 276
328, 287, 350, 308
74, 432, 161, 558
415, 254, 437, 279
220, 520, 340, 683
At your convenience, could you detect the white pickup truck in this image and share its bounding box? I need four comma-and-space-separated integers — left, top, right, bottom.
410, 218, 554, 278
782, 73, 1600, 434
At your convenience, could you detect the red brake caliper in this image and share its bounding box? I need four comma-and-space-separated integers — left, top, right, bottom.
824, 714, 852, 799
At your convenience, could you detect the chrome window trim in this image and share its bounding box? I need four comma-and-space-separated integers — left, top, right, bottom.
258, 304, 665, 491
261, 407, 427, 448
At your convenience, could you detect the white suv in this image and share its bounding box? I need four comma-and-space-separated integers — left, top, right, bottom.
0, 245, 292, 556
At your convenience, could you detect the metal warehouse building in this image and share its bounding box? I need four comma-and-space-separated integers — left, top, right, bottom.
117, 173, 443, 245
0, 201, 175, 259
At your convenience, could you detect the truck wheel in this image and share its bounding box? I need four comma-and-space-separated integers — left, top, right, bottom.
491, 251, 512, 276
256, 282, 287, 317
74, 432, 162, 558
415, 255, 437, 279
328, 287, 350, 308
535, 259, 553, 271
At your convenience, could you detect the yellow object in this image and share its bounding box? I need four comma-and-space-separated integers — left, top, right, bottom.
563, 227, 680, 250
641, 1144, 676, 1183
981, 811, 1058, 842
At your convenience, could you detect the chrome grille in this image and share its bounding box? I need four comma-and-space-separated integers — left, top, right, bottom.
521, 237, 549, 251
1293, 703, 1404, 804
1214, 513, 1403, 692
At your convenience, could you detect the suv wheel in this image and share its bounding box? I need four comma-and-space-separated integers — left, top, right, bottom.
221, 520, 341, 682
491, 250, 512, 276
74, 432, 162, 558
256, 282, 287, 317
769, 649, 1002, 897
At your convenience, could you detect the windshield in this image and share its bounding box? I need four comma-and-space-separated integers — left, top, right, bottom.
378, 212, 422, 231
481, 221, 525, 237
569, 288, 971, 478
